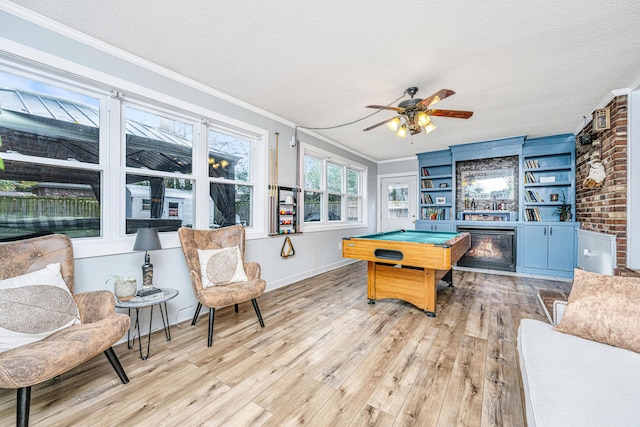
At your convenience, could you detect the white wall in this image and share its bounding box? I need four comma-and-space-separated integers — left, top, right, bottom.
0, 8, 376, 335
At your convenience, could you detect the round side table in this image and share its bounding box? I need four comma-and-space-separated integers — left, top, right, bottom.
115, 288, 179, 360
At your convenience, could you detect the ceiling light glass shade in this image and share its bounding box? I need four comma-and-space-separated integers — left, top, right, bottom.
387, 117, 401, 131
416, 112, 431, 127
396, 125, 408, 138
424, 123, 437, 134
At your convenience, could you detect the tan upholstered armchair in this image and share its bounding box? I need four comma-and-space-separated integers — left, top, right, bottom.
178, 226, 266, 347
0, 234, 130, 427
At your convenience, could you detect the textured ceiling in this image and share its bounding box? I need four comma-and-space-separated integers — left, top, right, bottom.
7, 1, 640, 162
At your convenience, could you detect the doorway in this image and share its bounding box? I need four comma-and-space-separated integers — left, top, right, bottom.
379, 174, 418, 232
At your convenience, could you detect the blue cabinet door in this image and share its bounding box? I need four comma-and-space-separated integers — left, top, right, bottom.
548, 225, 575, 272
416, 221, 452, 232
523, 225, 548, 269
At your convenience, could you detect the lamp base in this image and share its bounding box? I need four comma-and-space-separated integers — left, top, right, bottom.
136, 287, 162, 297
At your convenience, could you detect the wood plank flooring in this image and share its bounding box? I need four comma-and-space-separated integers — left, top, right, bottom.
0, 263, 571, 426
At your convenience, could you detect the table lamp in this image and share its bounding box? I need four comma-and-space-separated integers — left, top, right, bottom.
133, 228, 162, 295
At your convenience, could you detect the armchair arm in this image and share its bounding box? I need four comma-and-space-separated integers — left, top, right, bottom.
553, 300, 568, 326
74, 290, 116, 324
244, 262, 261, 280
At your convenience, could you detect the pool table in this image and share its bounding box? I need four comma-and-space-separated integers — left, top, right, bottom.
342, 229, 471, 317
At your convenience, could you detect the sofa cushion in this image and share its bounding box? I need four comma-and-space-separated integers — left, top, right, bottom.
197, 246, 248, 288
553, 269, 640, 353
0, 263, 81, 353
518, 319, 640, 427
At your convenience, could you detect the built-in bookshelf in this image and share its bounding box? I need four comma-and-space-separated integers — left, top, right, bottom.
522, 141, 574, 222
417, 150, 453, 225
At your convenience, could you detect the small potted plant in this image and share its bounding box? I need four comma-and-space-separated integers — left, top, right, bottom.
555, 192, 573, 222
106, 273, 137, 300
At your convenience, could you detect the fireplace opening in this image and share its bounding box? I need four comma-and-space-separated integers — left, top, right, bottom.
457, 226, 516, 271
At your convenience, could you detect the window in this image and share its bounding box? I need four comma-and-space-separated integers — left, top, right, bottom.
301, 145, 366, 228
0, 68, 105, 239
124, 105, 195, 234
207, 128, 256, 228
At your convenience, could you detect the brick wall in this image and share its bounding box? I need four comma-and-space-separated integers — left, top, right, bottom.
575, 95, 637, 276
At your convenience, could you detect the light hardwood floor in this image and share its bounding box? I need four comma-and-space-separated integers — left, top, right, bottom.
0, 262, 571, 426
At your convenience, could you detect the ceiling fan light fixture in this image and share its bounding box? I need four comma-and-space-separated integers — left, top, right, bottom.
396, 125, 408, 138
387, 117, 401, 131
416, 112, 431, 127
424, 122, 437, 134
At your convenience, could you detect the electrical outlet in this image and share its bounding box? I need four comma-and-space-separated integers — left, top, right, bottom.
338, 241, 342, 250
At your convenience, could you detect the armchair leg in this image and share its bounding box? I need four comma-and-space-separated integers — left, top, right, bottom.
191, 302, 203, 326
17, 386, 30, 427
104, 347, 129, 384
251, 299, 265, 328
207, 307, 216, 347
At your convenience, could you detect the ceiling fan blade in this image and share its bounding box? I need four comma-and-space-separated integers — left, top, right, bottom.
416, 89, 456, 109
363, 117, 400, 131
427, 109, 474, 119
365, 104, 405, 114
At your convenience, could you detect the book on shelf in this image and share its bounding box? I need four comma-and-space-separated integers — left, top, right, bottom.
422, 167, 429, 177
421, 193, 433, 204
525, 159, 540, 169
421, 179, 434, 189
525, 207, 542, 221
524, 171, 536, 183
524, 189, 544, 203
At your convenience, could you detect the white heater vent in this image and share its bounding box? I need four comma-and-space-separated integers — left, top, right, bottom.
577, 229, 616, 275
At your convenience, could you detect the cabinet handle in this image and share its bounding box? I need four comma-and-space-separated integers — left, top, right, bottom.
550, 226, 553, 236
543, 227, 546, 236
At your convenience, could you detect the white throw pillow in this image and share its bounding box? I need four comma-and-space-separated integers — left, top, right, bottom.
197, 246, 248, 288
0, 263, 81, 353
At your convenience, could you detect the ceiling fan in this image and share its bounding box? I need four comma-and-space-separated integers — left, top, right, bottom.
363, 87, 473, 137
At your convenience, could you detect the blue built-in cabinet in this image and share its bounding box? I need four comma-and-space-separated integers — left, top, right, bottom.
417, 134, 579, 278
416, 150, 453, 231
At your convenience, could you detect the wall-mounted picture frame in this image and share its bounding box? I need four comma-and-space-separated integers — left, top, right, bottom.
593, 107, 610, 132
435, 197, 446, 204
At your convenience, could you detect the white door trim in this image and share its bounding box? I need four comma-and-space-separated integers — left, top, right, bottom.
377, 172, 419, 232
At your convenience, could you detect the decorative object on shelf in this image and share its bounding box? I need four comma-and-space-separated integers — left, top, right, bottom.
555, 192, 573, 222
583, 142, 606, 188
435, 197, 446, 204
133, 228, 162, 292
550, 194, 559, 202
280, 236, 295, 258
593, 107, 610, 132
363, 87, 473, 138
106, 274, 137, 301
439, 183, 448, 188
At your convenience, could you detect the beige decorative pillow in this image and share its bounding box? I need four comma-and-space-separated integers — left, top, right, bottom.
197, 246, 248, 288
0, 263, 81, 353
554, 269, 640, 353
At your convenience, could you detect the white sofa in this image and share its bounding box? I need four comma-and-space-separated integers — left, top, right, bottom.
518, 303, 640, 427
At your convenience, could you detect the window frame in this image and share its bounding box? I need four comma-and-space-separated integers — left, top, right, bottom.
300, 143, 367, 232
204, 122, 265, 231
0, 55, 269, 258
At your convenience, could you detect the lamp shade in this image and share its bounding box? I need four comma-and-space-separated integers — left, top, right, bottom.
133, 228, 162, 252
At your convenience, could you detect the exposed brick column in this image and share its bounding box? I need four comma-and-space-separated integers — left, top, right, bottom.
575, 95, 637, 276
